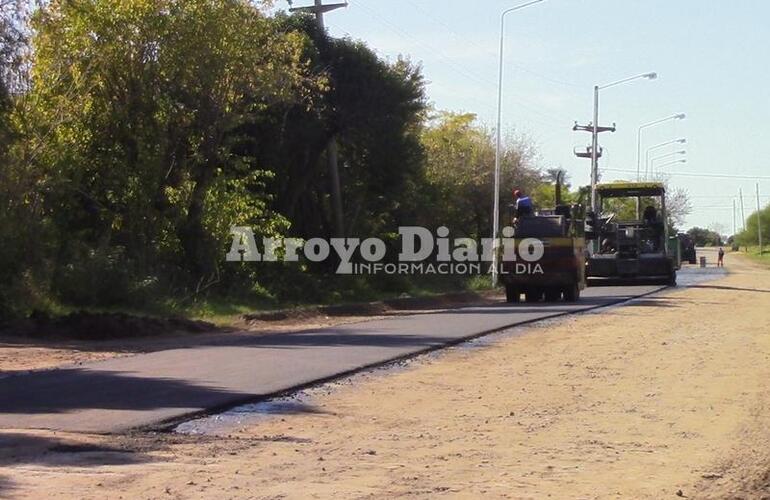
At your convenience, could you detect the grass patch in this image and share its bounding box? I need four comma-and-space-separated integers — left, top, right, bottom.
737, 246, 770, 268
39, 273, 496, 328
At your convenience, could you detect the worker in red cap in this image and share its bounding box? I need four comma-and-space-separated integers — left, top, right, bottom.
513, 189, 533, 219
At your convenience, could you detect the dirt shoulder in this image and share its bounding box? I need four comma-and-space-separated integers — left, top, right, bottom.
2, 252, 770, 498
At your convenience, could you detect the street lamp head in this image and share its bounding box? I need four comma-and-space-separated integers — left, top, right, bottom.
502, 0, 546, 16
675, 113, 686, 120
677, 138, 687, 144
644, 72, 658, 80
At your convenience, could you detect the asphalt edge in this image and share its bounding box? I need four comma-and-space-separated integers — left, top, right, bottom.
146, 285, 669, 435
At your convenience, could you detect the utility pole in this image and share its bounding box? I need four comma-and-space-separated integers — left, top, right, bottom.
574, 72, 656, 221
573, 118, 616, 212
573, 117, 615, 253
289, 0, 348, 237
739, 188, 746, 231
757, 183, 763, 255
733, 198, 737, 238
289, 0, 347, 29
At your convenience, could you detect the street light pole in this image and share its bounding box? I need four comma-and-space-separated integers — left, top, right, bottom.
645, 138, 686, 180
650, 150, 686, 176
591, 85, 600, 213
653, 158, 687, 177
636, 113, 686, 181
491, 0, 544, 287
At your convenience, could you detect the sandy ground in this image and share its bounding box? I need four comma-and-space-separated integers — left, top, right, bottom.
2, 249, 770, 499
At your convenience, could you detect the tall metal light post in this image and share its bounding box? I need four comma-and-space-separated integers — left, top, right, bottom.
491, 0, 545, 287
652, 158, 687, 178
636, 113, 686, 180
590, 73, 657, 214
645, 138, 686, 180
650, 151, 686, 177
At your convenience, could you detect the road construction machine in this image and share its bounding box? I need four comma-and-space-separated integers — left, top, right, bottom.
585, 182, 681, 285
501, 175, 587, 303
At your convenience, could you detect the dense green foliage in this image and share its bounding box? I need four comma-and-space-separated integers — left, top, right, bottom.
687, 227, 724, 247
420, 112, 542, 238
0, 0, 551, 319
734, 204, 770, 249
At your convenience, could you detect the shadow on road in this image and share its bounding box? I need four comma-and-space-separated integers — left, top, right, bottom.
220, 330, 458, 350
0, 288, 660, 361
0, 331, 458, 415
0, 369, 247, 414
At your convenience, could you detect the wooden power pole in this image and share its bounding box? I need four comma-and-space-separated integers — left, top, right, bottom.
289, 0, 348, 237
758, 183, 764, 256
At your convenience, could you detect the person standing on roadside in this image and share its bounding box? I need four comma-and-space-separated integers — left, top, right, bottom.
718, 247, 725, 267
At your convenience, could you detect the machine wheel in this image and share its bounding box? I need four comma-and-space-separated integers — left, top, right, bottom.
505, 285, 521, 303
563, 283, 580, 302
544, 289, 561, 302
525, 289, 543, 303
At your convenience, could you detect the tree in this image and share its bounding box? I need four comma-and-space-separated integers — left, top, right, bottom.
735, 204, 770, 249
247, 15, 429, 242
26, 0, 316, 290
0, 0, 41, 317
687, 227, 723, 247
0, 1, 552, 316
666, 187, 692, 230
420, 111, 541, 241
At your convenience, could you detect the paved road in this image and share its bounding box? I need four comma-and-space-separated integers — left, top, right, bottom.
0, 285, 664, 433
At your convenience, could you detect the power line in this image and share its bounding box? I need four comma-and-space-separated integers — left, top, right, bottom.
689, 195, 770, 198
403, 0, 582, 90
354, 1, 495, 90
602, 168, 770, 181
351, 0, 572, 127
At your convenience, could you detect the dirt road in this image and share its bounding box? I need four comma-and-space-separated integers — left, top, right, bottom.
1, 249, 769, 498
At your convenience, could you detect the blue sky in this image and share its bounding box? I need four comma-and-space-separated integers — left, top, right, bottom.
281, 0, 770, 233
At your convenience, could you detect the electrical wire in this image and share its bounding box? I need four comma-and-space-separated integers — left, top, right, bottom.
602, 168, 770, 181
402, 0, 583, 91
350, 0, 574, 127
